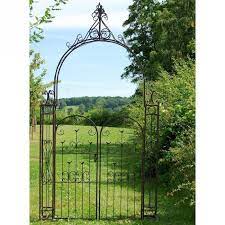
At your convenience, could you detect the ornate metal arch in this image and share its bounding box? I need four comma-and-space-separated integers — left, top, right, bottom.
39, 3, 159, 221
53, 3, 134, 101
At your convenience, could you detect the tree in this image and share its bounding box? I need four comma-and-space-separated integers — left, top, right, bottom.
29, 0, 69, 138
30, 50, 46, 136
58, 99, 67, 109
30, 0, 69, 43
78, 104, 86, 115
123, 0, 195, 208
123, 0, 195, 82
96, 98, 107, 109
67, 107, 73, 115
129, 59, 195, 208
85, 108, 112, 126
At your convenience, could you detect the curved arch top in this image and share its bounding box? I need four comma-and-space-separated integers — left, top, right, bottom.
53, 3, 135, 102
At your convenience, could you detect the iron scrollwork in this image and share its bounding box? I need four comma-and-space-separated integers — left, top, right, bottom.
66, 3, 128, 48
60, 169, 90, 183
42, 90, 55, 105
92, 3, 108, 21
43, 140, 53, 184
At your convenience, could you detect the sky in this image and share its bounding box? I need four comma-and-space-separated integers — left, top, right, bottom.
32, 0, 136, 98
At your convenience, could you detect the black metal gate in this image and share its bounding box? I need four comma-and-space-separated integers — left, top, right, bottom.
39, 3, 160, 221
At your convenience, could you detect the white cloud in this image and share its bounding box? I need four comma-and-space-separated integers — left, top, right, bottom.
42, 11, 128, 29
35, 0, 132, 30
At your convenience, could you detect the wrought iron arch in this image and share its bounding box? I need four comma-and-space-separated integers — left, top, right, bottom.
39, 3, 159, 221
53, 3, 135, 101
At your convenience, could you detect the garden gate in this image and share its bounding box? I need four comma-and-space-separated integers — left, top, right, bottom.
39, 3, 159, 221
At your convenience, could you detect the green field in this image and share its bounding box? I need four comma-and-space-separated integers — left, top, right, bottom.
30, 125, 194, 225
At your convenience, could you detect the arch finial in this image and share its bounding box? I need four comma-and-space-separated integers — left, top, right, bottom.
42, 89, 54, 104
66, 3, 128, 48
92, 3, 108, 21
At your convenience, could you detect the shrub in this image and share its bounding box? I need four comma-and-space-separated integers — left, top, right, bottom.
128, 59, 195, 207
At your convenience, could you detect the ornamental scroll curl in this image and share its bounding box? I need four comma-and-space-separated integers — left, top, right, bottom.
56, 115, 97, 135
56, 124, 97, 138
43, 140, 53, 184
92, 3, 108, 21
66, 3, 128, 49
57, 168, 91, 183
42, 90, 55, 105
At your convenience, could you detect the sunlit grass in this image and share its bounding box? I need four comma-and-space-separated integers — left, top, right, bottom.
30, 125, 194, 225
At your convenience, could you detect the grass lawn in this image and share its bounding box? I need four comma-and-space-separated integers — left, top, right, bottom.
30, 125, 194, 225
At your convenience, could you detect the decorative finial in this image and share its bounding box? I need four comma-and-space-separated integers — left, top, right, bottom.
42, 89, 54, 105
92, 3, 108, 21
65, 3, 127, 48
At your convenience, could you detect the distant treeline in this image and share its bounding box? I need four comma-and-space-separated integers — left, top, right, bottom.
39, 96, 132, 127
58, 96, 131, 112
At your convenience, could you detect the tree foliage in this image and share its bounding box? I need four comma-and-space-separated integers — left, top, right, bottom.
123, 0, 195, 81
123, 0, 195, 209
39, 96, 131, 127
58, 96, 130, 112
30, 0, 68, 43
129, 60, 195, 207
30, 50, 46, 124
29, 0, 68, 130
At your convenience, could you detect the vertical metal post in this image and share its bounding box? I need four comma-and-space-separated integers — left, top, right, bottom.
141, 78, 147, 219
98, 128, 102, 219
113, 162, 116, 219
120, 142, 123, 218
52, 103, 56, 219
126, 170, 129, 217
95, 132, 99, 219
67, 162, 71, 219
39, 105, 44, 219
60, 141, 64, 218
106, 142, 109, 219
88, 142, 91, 219
155, 102, 160, 216
74, 155, 77, 218
81, 162, 84, 219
